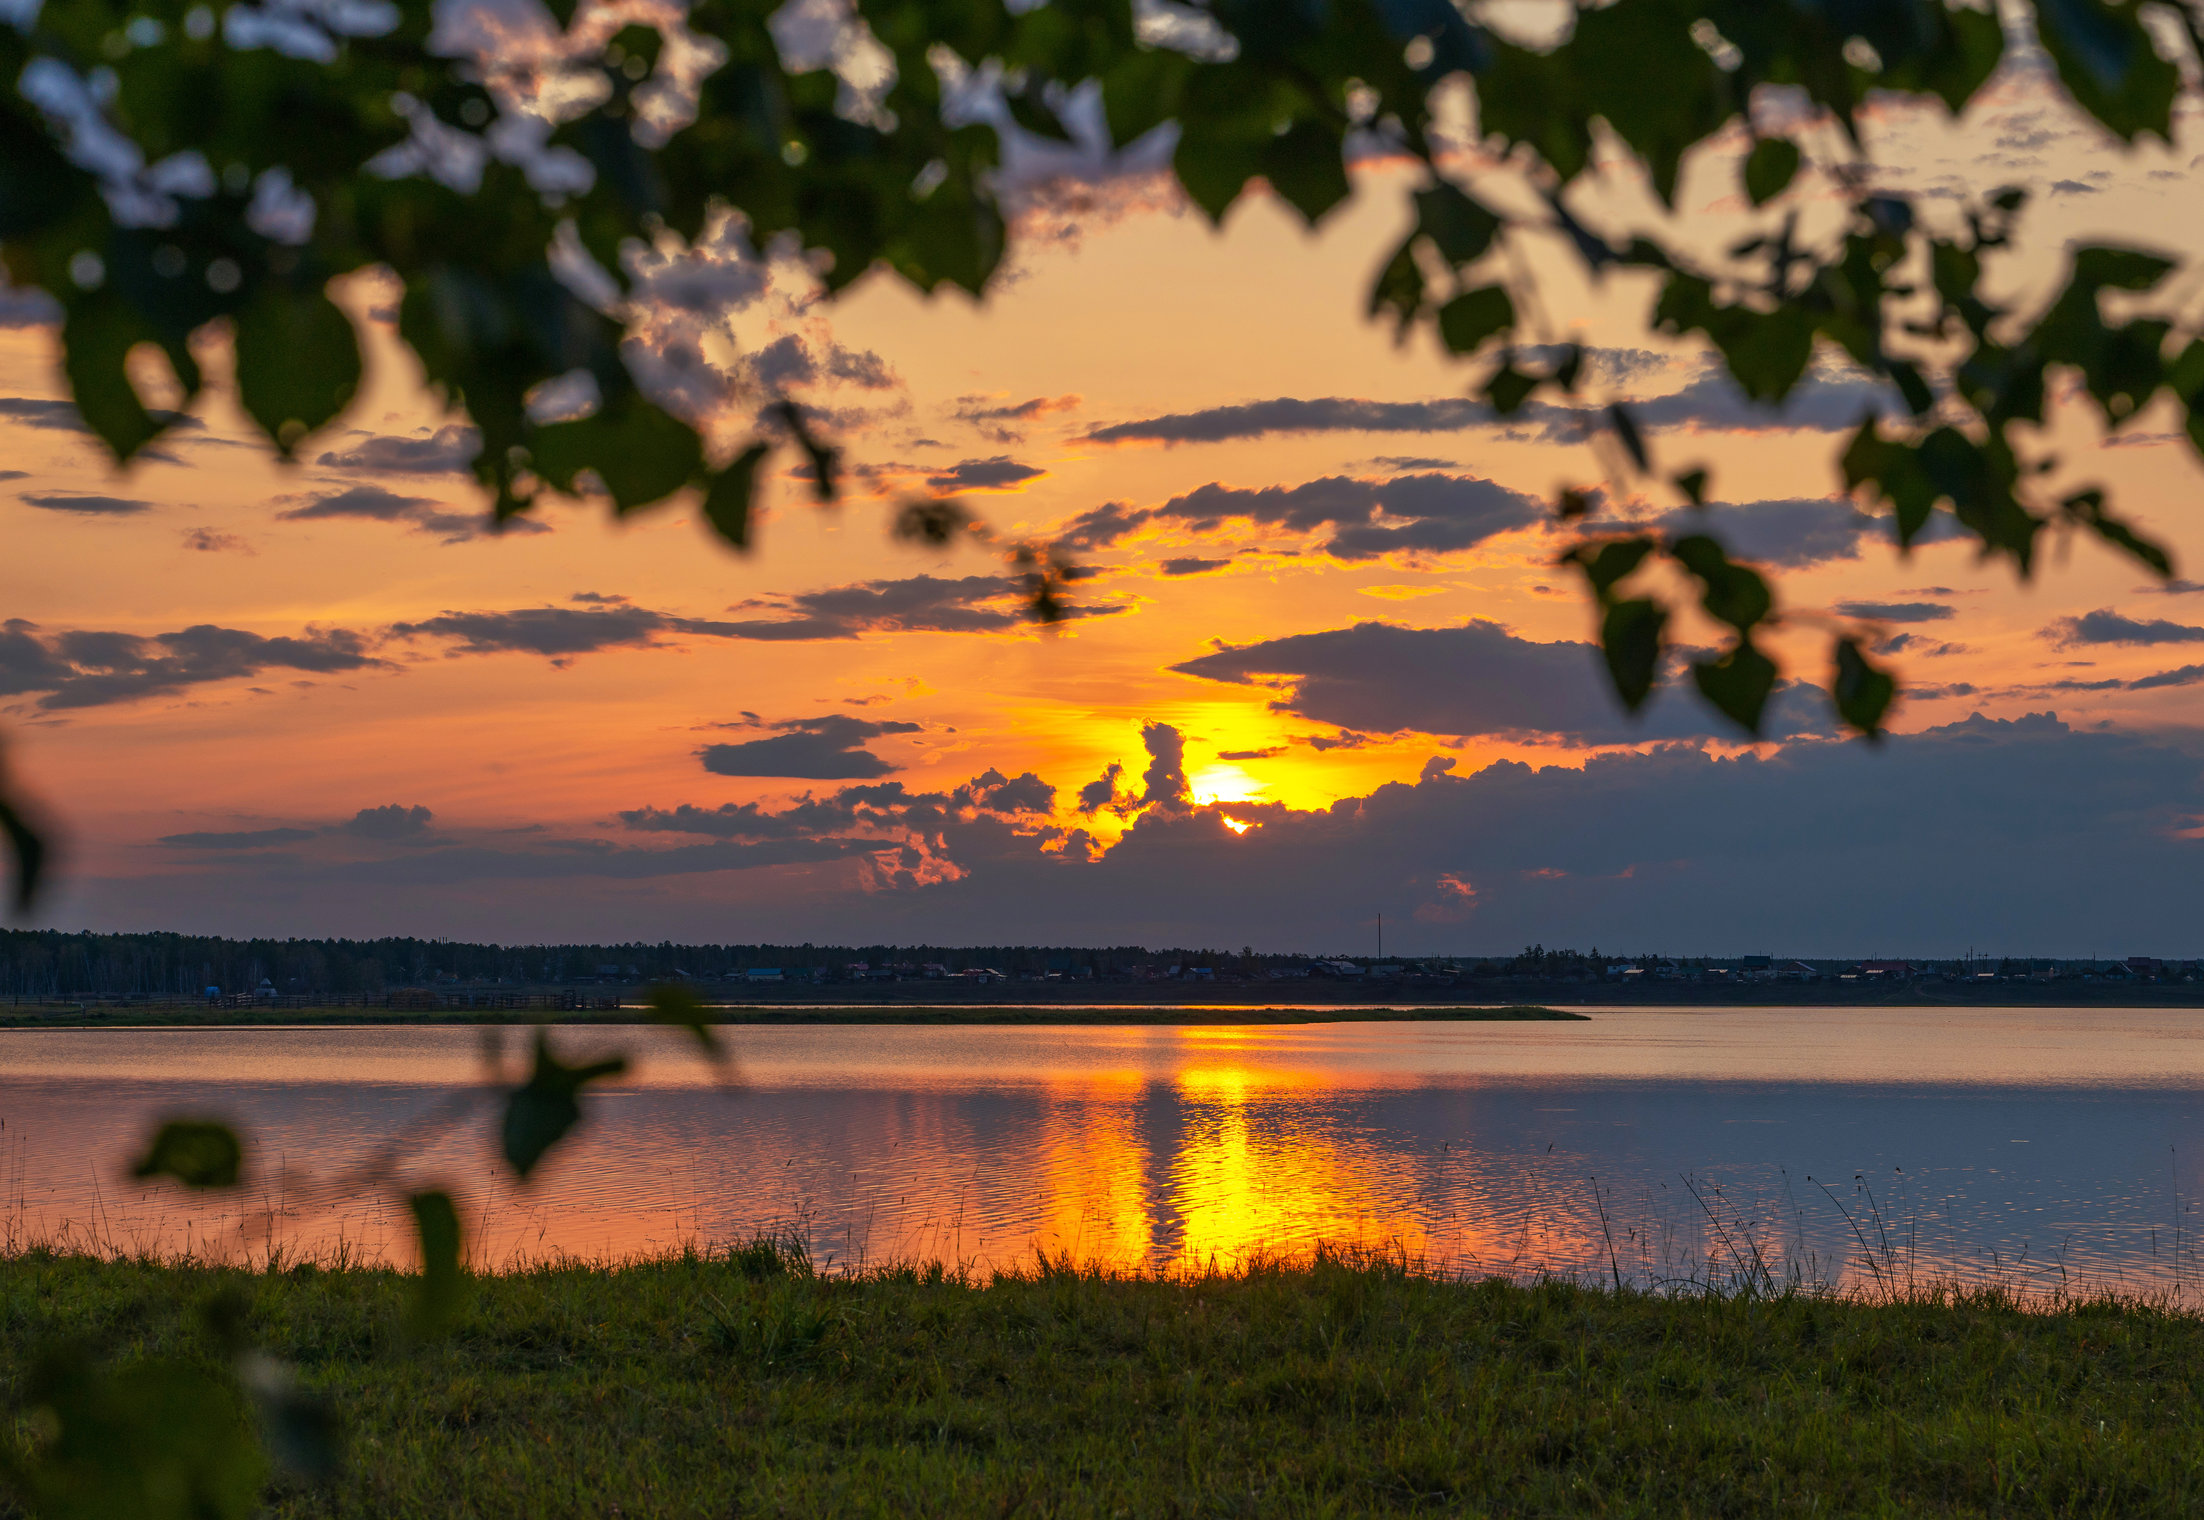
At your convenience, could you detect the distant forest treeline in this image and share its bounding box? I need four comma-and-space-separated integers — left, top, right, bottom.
0, 929, 1457, 998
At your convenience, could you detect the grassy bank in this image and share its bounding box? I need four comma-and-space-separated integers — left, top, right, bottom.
5, 1247, 2201, 1516
0, 1003, 1587, 1030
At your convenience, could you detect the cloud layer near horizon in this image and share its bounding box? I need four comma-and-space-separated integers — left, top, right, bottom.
78, 713, 2204, 956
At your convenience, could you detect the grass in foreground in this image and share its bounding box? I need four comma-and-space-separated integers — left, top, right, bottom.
4, 1246, 2201, 1517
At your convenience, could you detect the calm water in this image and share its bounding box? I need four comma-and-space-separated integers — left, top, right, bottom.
7, 1009, 2204, 1299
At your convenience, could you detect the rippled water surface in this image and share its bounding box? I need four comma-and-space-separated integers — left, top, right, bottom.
8, 1008, 2204, 1298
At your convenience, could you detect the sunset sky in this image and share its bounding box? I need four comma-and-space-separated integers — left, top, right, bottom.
7, 34, 2204, 957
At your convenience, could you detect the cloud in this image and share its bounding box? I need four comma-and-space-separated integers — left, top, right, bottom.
699, 715, 924, 780
1083, 396, 1495, 446
0, 287, 60, 327
1159, 556, 1230, 576
925, 456, 1046, 492
88, 718, 2204, 954
1139, 721, 1190, 808
2045, 610, 2204, 648
1835, 600, 1955, 623
735, 332, 899, 392
1065, 473, 1541, 562
1644, 498, 1887, 569
1075, 761, 1125, 814
275, 483, 541, 544
1172, 619, 1831, 744
953, 394, 1081, 441
345, 804, 434, 839
1078, 364, 1894, 449
389, 604, 691, 661
181, 527, 254, 554
0, 619, 387, 710
387, 579, 1121, 664
314, 425, 481, 475
720, 575, 1123, 640
158, 827, 316, 850
21, 492, 152, 516
0, 397, 203, 435
1218, 746, 1287, 760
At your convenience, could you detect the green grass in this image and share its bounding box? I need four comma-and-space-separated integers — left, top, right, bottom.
5, 1245, 2202, 1517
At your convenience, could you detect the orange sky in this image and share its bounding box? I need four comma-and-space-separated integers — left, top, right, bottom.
6, 59, 2204, 954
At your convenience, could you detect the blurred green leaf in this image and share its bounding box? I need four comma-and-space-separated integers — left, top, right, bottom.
644, 983, 724, 1060
234, 1351, 340, 1485
232, 284, 361, 454
1607, 401, 1647, 473
2062, 488, 2172, 577
1692, 641, 1778, 735
1672, 467, 1708, 507
405, 1190, 464, 1338
1412, 182, 1501, 265
1599, 598, 1668, 712
1436, 286, 1514, 356
500, 1032, 627, 1180
1668, 534, 1771, 635
529, 395, 704, 515
1743, 137, 1800, 207
130, 1120, 241, 1189
0, 788, 44, 914
1485, 363, 1537, 415
1833, 636, 1896, 738
771, 400, 840, 504
9, 1349, 264, 1520
700, 443, 770, 551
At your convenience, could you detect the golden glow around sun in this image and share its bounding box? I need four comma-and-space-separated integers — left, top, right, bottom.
1188, 764, 1265, 807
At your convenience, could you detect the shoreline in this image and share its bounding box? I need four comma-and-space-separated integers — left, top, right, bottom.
0, 1002, 1592, 1029
3, 979, 2203, 1028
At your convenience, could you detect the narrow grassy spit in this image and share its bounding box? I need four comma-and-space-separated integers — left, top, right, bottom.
5, 1244, 2203, 1517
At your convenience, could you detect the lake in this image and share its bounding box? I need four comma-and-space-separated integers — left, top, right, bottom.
6, 1008, 2204, 1300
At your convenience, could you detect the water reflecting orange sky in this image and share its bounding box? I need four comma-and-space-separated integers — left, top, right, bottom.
7, 1012, 2204, 1302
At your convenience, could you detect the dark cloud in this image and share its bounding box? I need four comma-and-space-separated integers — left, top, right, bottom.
158, 827, 316, 850
276, 484, 538, 544
0, 397, 202, 434
1835, 600, 1955, 623
1056, 501, 1150, 552
1644, 498, 1888, 569
1172, 620, 1831, 744
1079, 364, 1894, 449
954, 394, 1080, 440
389, 580, 1121, 664
389, 605, 688, 661
345, 804, 434, 840
21, 492, 151, 516
1084, 396, 1494, 446
736, 333, 898, 392
181, 527, 254, 554
2045, 610, 2204, 648
1218, 747, 1287, 760
699, 715, 923, 780
925, 456, 1046, 492
1067, 473, 1540, 562
0, 287, 60, 327
720, 575, 1122, 640
88, 720, 2204, 953
1076, 761, 1125, 814
0, 619, 386, 710
1160, 556, 1231, 576
314, 425, 480, 475
1139, 721, 1189, 807
0, 398, 102, 431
